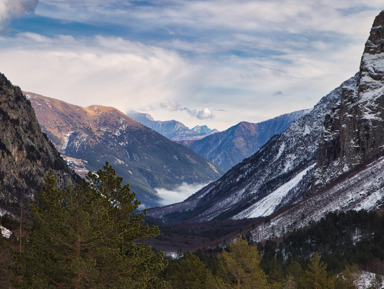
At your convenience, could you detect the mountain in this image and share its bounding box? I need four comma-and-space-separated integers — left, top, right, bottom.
27, 93, 223, 208
127, 111, 218, 141
147, 10, 384, 235
0, 74, 80, 216
180, 110, 310, 171
146, 75, 353, 222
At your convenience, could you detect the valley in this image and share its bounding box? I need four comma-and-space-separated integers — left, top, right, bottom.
1, 6, 384, 289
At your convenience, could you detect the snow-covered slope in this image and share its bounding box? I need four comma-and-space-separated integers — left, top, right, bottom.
147, 75, 357, 222
250, 156, 384, 242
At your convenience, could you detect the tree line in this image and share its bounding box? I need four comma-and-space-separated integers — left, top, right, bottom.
0, 163, 383, 288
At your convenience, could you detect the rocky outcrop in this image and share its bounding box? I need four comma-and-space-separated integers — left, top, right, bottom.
314, 11, 384, 189
0, 74, 80, 215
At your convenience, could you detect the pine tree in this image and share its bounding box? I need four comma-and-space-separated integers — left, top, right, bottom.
305, 252, 334, 289
13, 163, 167, 289
217, 237, 270, 289
167, 252, 217, 289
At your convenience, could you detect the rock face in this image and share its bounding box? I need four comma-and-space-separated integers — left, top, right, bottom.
314, 10, 384, 189
128, 111, 217, 141
180, 110, 310, 171
0, 74, 80, 215
27, 93, 223, 208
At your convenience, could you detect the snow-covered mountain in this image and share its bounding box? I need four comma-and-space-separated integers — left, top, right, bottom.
180, 110, 310, 171
127, 111, 217, 141
147, 75, 355, 222
147, 11, 384, 228
27, 94, 223, 208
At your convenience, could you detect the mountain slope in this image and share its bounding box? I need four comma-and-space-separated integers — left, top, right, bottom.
180, 110, 310, 171
128, 111, 217, 141
27, 93, 223, 208
0, 74, 80, 216
146, 75, 355, 222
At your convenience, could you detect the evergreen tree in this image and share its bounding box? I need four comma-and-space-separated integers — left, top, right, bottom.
167, 252, 217, 289
305, 252, 333, 289
13, 164, 167, 289
217, 237, 270, 289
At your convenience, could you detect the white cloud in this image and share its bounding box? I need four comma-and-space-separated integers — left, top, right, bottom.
156, 182, 209, 206
0, 33, 200, 114
0, 1, 382, 130
160, 101, 215, 120
0, 0, 38, 29
160, 101, 182, 112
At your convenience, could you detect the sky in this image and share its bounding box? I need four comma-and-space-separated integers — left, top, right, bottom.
0, 1, 382, 131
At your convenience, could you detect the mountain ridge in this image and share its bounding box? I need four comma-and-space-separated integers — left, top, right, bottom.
127, 110, 218, 141
146, 75, 355, 222
180, 110, 310, 171
27, 93, 223, 208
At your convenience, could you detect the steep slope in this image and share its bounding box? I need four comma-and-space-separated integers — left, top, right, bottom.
231, 10, 384, 243
180, 110, 310, 171
147, 75, 356, 222
128, 111, 217, 141
249, 155, 384, 243
27, 93, 223, 208
0, 74, 80, 216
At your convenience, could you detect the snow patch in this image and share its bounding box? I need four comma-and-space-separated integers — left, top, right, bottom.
62, 131, 73, 151
274, 142, 285, 161
355, 271, 384, 289
234, 164, 315, 219
0, 226, 12, 239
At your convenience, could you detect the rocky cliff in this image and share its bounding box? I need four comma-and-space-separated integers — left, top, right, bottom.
314, 10, 384, 189
0, 74, 80, 216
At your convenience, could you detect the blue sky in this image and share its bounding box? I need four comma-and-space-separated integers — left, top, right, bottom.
0, 0, 382, 130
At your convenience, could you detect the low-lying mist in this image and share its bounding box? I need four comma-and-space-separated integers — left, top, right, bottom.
155, 182, 209, 206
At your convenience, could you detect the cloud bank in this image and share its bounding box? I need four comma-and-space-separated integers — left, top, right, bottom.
0, 0, 38, 29
160, 101, 215, 120
0, 1, 382, 130
156, 182, 209, 206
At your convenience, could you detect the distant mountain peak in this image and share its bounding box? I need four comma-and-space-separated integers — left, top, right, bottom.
127, 111, 217, 141
181, 109, 310, 171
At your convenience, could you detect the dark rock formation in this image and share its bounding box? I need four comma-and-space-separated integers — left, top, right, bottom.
314, 11, 384, 189
0, 74, 80, 215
